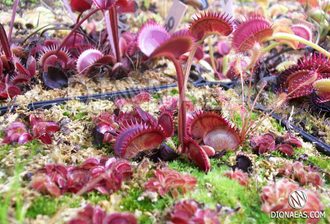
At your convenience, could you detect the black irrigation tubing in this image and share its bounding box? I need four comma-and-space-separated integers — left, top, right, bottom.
0, 83, 178, 115
0, 79, 228, 116
0, 72, 205, 116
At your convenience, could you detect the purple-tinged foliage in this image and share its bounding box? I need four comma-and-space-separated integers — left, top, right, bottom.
0, 24, 36, 98
1, 114, 59, 145
223, 169, 250, 187
94, 102, 175, 160
1, 121, 33, 145
30, 157, 132, 196
278, 161, 323, 188
144, 167, 197, 197
251, 132, 302, 156
167, 199, 221, 224
68, 204, 137, 224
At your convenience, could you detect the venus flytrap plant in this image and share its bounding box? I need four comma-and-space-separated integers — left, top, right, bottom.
183, 12, 234, 151
1, 114, 60, 145
68, 204, 137, 224
231, 14, 321, 58
0, 24, 37, 98
136, 21, 237, 172
137, 22, 194, 152
133, 13, 257, 173
54, 0, 131, 63
184, 12, 233, 85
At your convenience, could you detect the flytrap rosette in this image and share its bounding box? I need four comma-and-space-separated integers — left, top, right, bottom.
30, 157, 132, 197
143, 167, 197, 197
0, 77, 21, 98
223, 169, 250, 187
260, 179, 324, 224
168, 199, 221, 224
68, 204, 137, 224
2, 114, 60, 145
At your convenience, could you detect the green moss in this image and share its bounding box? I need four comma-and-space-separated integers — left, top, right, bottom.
212, 101, 219, 106
186, 94, 197, 105
168, 159, 271, 223
74, 112, 88, 120
26, 195, 81, 218
171, 135, 179, 146
0, 145, 43, 223
170, 89, 179, 96
270, 117, 284, 132
0, 130, 6, 139
82, 191, 110, 204
271, 149, 286, 157
250, 112, 258, 120
96, 142, 114, 154
0, 144, 13, 161
5, 0, 13, 6
0, 140, 43, 161
26, 140, 44, 153
308, 155, 330, 171
233, 113, 243, 128
294, 147, 309, 155
152, 93, 161, 99
218, 150, 234, 162
63, 111, 71, 117
119, 187, 174, 224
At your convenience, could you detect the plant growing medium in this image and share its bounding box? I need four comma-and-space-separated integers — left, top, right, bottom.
1, 0, 330, 223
